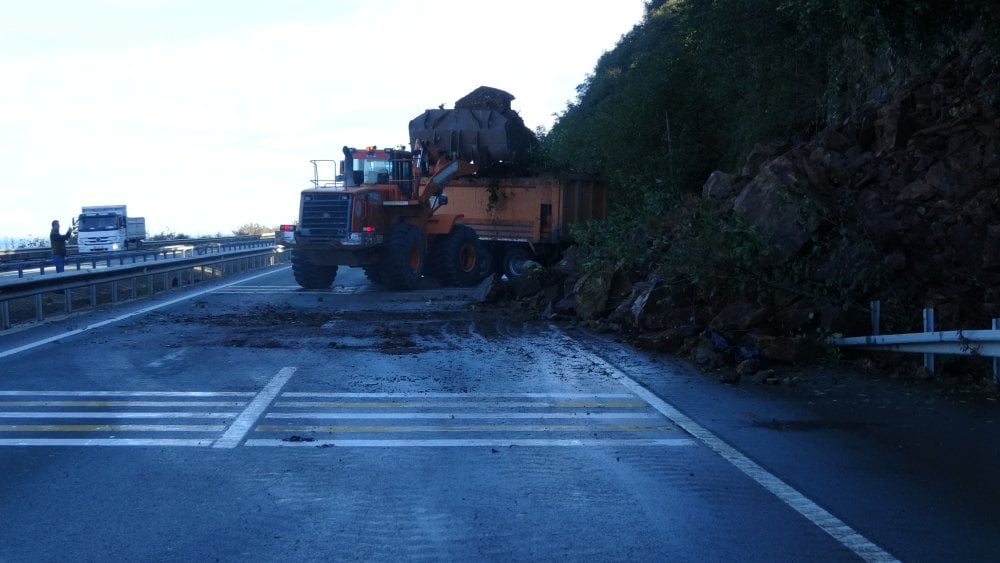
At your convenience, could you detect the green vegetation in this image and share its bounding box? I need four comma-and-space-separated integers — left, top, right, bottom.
544, 0, 998, 314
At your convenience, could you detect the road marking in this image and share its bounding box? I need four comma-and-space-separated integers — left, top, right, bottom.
255, 424, 675, 433
0, 267, 288, 361
0, 424, 224, 432
0, 411, 235, 419
0, 391, 254, 397
273, 400, 649, 409
265, 412, 662, 420
212, 367, 296, 448
245, 438, 696, 448
0, 438, 213, 447
279, 392, 636, 399
0, 400, 246, 408
557, 328, 899, 563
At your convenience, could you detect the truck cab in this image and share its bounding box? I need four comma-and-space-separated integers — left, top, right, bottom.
76, 205, 145, 252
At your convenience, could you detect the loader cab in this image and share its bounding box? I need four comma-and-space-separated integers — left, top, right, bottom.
343, 146, 415, 197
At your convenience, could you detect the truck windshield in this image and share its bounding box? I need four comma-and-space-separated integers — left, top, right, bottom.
356, 158, 390, 184
79, 215, 119, 231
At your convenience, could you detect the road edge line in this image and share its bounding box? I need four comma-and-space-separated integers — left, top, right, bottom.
556, 327, 899, 563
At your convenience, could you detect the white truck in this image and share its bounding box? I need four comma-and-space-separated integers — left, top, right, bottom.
76, 205, 146, 252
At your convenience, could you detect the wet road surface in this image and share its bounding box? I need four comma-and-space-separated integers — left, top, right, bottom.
1, 266, 998, 561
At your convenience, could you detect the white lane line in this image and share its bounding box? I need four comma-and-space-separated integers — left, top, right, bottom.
558, 329, 899, 563
0, 391, 254, 397
0, 412, 235, 419
0, 401, 245, 408
0, 438, 213, 447
273, 400, 648, 409
245, 438, 696, 448
0, 267, 289, 361
280, 392, 636, 399
212, 367, 296, 448
255, 424, 676, 433
0, 424, 225, 432
265, 412, 663, 420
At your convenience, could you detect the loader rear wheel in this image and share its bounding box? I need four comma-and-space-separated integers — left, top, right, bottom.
427, 225, 489, 287
292, 250, 338, 289
381, 223, 425, 290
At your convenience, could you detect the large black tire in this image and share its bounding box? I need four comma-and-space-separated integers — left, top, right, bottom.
427, 225, 489, 287
500, 245, 535, 279
381, 223, 425, 290
292, 250, 337, 289
361, 262, 384, 285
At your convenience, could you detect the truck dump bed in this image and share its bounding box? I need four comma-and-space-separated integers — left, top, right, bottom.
442, 176, 607, 244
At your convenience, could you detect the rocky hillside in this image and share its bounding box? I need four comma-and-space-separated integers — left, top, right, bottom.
479, 41, 1000, 382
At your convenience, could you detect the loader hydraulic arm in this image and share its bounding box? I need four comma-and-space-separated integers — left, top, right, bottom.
414, 141, 479, 205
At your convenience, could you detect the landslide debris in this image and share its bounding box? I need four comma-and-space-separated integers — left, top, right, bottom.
478, 41, 1000, 388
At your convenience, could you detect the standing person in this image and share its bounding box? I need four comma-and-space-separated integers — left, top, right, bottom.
49, 219, 73, 273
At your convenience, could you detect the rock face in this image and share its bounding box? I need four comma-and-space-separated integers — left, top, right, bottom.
719, 42, 1000, 334
483, 42, 1000, 382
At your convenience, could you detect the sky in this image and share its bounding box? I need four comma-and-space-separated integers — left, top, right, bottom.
0, 0, 646, 244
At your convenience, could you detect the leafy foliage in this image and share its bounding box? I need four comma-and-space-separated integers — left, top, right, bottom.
545, 0, 997, 319
232, 223, 275, 236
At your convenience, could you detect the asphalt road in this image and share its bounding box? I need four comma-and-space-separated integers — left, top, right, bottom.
0, 265, 997, 561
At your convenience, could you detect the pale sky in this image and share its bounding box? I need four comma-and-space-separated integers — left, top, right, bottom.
0, 0, 645, 244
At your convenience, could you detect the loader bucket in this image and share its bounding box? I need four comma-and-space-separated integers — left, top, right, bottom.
409, 87, 538, 175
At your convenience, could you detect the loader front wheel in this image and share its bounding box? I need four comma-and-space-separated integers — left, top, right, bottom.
382, 223, 425, 290
292, 250, 338, 289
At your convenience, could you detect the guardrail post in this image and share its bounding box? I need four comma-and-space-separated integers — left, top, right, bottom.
870, 300, 881, 335
64, 289, 73, 314
1, 301, 10, 330
923, 307, 935, 373
35, 294, 43, 322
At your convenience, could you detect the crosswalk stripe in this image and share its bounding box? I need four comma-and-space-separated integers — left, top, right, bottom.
245, 438, 696, 448
255, 424, 675, 433
0, 424, 225, 432
272, 400, 651, 409
0, 400, 246, 407
265, 412, 662, 420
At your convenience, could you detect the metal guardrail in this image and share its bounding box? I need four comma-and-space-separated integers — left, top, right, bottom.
834, 301, 1000, 383
0, 235, 269, 266
0, 241, 289, 331
0, 237, 272, 278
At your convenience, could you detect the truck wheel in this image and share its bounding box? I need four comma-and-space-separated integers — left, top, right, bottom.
501, 245, 535, 279
292, 250, 338, 289
382, 223, 425, 290
427, 225, 488, 287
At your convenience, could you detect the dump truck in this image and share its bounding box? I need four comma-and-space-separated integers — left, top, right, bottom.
291, 86, 606, 290
431, 175, 606, 278
76, 205, 146, 252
